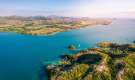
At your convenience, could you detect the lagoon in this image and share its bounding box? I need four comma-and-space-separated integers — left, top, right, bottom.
0, 19, 135, 80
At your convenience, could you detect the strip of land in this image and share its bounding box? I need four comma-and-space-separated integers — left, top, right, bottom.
0, 16, 112, 35
45, 41, 135, 80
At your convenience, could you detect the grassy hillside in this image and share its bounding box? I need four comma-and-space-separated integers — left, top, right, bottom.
45, 42, 135, 80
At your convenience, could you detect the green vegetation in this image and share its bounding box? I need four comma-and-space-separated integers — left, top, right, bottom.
68, 44, 76, 50
0, 16, 112, 35
45, 41, 135, 80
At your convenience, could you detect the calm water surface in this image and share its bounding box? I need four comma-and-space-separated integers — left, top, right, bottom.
0, 19, 135, 80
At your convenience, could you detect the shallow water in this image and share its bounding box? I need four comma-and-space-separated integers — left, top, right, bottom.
0, 19, 135, 80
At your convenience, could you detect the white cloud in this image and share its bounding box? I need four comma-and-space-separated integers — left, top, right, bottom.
0, 0, 135, 18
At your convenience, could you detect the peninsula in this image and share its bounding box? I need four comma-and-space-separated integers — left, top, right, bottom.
45, 41, 135, 80
0, 16, 112, 35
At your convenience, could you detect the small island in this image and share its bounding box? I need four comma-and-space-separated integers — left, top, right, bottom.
45, 41, 135, 80
68, 44, 77, 50
0, 16, 112, 35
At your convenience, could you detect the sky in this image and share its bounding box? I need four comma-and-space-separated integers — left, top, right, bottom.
0, 0, 135, 18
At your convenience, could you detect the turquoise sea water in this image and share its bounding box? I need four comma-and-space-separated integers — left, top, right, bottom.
0, 19, 135, 80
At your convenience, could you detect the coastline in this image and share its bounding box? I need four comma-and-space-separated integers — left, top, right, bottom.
0, 17, 112, 36
45, 41, 135, 80
0, 23, 112, 36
